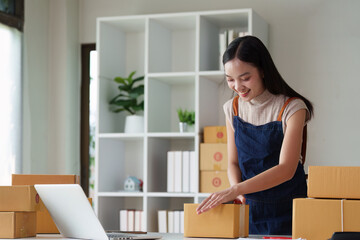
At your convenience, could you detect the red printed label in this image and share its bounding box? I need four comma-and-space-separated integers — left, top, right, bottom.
216, 132, 224, 139
213, 152, 223, 162
212, 177, 222, 187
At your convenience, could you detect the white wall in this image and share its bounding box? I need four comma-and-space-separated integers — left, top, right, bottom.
79, 0, 360, 169
23, 0, 360, 174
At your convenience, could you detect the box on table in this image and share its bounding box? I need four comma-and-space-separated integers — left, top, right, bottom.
200, 171, 230, 193
12, 174, 80, 234
203, 126, 227, 143
0, 212, 37, 238
0, 186, 39, 212
292, 198, 360, 240
200, 143, 228, 171
184, 203, 249, 238
308, 166, 360, 199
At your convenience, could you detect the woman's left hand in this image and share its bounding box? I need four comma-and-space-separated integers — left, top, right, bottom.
196, 185, 240, 214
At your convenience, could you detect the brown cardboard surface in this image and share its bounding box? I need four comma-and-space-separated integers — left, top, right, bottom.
12, 174, 80, 185
0, 212, 36, 238
292, 198, 360, 240
184, 203, 248, 238
308, 166, 360, 199
200, 171, 230, 193
203, 126, 227, 143
200, 143, 228, 171
11, 174, 80, 234
0, 186, 39, 212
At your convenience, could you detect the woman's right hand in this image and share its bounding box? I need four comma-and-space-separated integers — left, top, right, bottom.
235, 195, 246, 204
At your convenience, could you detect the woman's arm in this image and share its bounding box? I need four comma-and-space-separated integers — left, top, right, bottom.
197, 109, 307, 214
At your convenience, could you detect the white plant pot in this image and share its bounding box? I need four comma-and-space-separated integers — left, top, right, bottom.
179, 122, 188, 133
124, 115, 144, 133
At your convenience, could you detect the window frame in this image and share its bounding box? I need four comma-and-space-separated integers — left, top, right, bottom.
80, 43, 96, 196
0, 0, 24, 31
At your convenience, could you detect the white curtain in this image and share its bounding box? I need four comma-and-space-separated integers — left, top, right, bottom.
0, 23, 22, 185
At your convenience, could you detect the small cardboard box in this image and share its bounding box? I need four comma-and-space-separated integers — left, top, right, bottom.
308, 166, 360, 199
200, 171, 230, 193
12, 174, 80, 234
200, 143, 228, 171
184, 203, 249, 238
0, 212, 37, 238
0, 186, 39, 212
204, 126, 227, 143
292, 198, 360, 240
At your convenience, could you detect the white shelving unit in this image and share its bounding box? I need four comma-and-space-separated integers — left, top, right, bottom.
95, 8, 268, 231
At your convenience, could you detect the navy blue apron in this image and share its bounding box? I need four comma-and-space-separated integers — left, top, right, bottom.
232, 96, 307, 235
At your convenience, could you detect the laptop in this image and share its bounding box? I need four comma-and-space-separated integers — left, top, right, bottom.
34, 184, 162, 240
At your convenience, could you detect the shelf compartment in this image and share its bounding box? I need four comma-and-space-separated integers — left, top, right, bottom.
199, 10, 249, 72
98, 196, 143, 231
98, 18, 145, 134
147, 75, 195, 133
98, 138, 144, 192
148, 15, 196, 73
147, 197, 194, 232
147, 137, 195, 193
198, 74, 233, 129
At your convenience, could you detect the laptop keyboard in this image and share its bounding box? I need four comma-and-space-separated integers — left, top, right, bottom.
107, 233, 135, 239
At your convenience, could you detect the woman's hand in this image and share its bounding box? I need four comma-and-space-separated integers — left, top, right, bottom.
236, 195, 246, 204
196, 185, 240, 214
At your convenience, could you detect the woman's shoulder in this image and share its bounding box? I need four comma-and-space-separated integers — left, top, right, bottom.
283, 97, 310, 123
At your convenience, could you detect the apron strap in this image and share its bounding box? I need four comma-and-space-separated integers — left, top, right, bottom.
277, 97, 307, 165
232, 95, 240, 116
277, 97, 298, 121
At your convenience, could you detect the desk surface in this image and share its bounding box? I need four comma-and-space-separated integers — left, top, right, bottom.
5, 233, 293, 240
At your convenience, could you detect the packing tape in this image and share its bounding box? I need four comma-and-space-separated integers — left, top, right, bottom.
341, 199, 344, 232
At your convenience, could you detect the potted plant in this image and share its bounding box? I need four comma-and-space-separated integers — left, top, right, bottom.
177, 108, 195, 132
109, 71, 144, 133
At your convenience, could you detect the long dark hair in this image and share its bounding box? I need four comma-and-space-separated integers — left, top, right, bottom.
223, 36, 313, 119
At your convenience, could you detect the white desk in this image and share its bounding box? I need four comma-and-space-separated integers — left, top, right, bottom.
5, 233, 291, 240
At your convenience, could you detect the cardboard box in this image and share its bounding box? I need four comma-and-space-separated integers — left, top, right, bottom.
12, 174, 80, 185
293, 198, 360, 240
308, 166, 360, 199
200, 171, 230, 193
0, 186, 39, 212
184, 203, 249, 238
12, 174, 80, 233
204, 126, 227, 143
200, 143, 228, 171
0, 212, 37, 238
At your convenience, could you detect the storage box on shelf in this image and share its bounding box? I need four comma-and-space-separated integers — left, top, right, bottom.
96, 8, 268, 232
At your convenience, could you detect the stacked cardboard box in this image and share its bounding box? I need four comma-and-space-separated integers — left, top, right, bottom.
200, 126, 230, 193
293, 166, 360, 240
0, 186, 39, 238
12, 174, 80, 234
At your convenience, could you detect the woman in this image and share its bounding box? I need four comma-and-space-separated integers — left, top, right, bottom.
196, 36, 313, 235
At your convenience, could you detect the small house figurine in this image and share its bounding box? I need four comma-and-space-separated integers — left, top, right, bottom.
124, 176, 143, 191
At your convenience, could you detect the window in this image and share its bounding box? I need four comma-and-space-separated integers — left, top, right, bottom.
0, 22, 22, 185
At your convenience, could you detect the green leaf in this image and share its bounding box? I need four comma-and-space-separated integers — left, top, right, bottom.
129, 85, 144, 98
114, 77, 126, 84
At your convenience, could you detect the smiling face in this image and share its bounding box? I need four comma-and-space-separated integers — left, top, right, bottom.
225, 58, 266, 102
